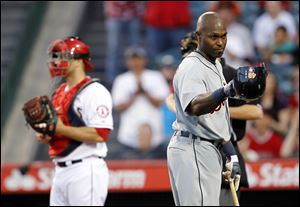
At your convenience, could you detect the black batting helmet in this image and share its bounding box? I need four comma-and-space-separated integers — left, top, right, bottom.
234, 63, 267, 100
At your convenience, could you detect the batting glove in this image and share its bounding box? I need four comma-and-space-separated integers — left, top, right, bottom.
223, 80, 236, 98
225, 155, 241, 191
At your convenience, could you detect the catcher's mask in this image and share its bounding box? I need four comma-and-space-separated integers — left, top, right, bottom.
234, 63, 267, 101
180, 32, 198, 58
47, 36, 93, 77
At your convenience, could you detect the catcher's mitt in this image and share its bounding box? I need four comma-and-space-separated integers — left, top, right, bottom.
22, 95, 57, 136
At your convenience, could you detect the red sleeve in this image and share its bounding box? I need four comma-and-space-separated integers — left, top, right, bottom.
95, 128, 111, 142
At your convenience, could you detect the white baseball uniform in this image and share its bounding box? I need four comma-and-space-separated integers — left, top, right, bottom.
50, 80, 113, 206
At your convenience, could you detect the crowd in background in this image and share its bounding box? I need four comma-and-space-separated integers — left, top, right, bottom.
102, 1, 299, 160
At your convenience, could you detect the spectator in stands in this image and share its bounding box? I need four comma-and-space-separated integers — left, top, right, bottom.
104, 1, 144, 84
280, 66, 299, 158
111, 47, 169, 159
267, 26, 297, 64
266, 25, 297, 95
158, 55, 177, 150
143, 1, 192, 65
243, 109, 284, 161
243, 67, 299, 160
252, 1, 298, 60
210, 1, 256, 68
257, 1, 292, 16
260, 73, 290, 136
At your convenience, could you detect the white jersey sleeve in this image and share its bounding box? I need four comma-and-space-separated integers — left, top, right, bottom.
73, 82, 113, 130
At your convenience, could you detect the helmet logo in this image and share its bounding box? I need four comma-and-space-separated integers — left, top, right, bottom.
247, 68, 256, 79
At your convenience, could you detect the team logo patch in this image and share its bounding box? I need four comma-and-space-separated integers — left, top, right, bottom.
248, 68, 256, 79
96, 105, 109, 118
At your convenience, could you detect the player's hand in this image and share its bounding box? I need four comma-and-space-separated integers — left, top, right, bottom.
223, 80, 237, 98
35, 117, 64, 135
223, 157, 241, 191
36, 133, 52, 144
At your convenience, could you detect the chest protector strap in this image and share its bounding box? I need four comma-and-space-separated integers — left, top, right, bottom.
58, 78, 101, 157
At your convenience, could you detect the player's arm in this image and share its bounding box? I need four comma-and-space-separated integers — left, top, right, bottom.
187, 93, 224, 115
55, 118, 110, 143
35, 126, 109, 144
187, 82, 235, 116
169, 92, 263, 119
229, 104, 263, 120
55, 84, 112, 143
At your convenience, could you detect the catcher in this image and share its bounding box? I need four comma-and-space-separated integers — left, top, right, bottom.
22, 36, 113, 206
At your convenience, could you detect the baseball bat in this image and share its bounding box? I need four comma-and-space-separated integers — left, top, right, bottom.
229, 179, 240, 206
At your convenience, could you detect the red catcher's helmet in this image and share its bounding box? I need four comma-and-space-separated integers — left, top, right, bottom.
47, 36, 93, 77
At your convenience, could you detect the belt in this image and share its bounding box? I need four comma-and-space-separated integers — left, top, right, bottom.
174, 131, 223, 150
57, 156, 103, 167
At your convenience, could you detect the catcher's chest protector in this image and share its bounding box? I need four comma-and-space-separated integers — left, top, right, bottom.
49, 77, 96, 157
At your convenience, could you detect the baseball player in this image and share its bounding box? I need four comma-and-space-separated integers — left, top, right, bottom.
174, 31, 264, 205
36, 36, 113, 206
167, 12, 241, 206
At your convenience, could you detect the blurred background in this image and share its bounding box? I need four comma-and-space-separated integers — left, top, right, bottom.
1, 1, 299, 206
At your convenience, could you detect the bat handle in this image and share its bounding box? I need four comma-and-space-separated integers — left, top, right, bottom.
229, 179, 240, 206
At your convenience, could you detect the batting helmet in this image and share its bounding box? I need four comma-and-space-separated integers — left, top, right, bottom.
180, 32, 198, 58
47, 36, 93, 77
234, 63, 267, 100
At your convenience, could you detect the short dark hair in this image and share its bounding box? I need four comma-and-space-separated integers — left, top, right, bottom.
124, 47, 147, 59
276, 25, 288, 33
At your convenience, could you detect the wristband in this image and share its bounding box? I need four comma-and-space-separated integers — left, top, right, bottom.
222, 141, 237, 158
212, 87, 227, 105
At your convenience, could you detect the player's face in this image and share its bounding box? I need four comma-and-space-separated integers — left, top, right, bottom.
200, 30, 227, 61
198, 18, 227, 61
48, 51, 71, 77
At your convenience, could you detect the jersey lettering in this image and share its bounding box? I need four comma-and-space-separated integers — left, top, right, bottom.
211, 101, 225, 114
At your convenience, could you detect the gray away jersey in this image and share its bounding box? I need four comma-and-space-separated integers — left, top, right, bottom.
173, 51, 231, 142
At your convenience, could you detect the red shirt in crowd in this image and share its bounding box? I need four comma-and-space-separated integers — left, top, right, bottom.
144, 1, 192, 28
104, 1, 143, 20
246, 130, 283, 159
